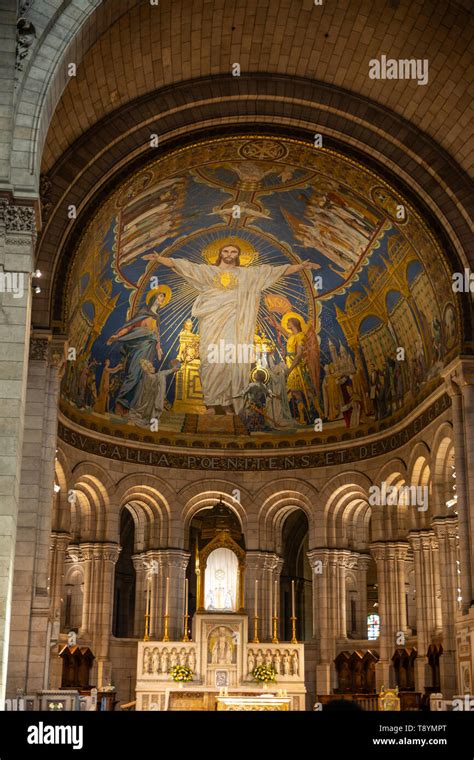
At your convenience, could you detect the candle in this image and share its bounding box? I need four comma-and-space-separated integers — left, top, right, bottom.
148, 574, 153, 631
145, 574, 151, 615
165, 576, 170, 616
254, 579, 258, 616
274, 579, 277, 615
184, 578, 188, 617
291, 579, 295, 618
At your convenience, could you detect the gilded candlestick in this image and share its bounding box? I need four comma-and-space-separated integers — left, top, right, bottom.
272, 616, 279, 644
252, 614, 259, 644
143, 611, 150, 641
182, 613, 190, 642
162, 614, 170, 642
290, 615, 297, 644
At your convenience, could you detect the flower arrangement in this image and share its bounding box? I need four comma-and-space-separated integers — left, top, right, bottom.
252, 664, 276, 683
169, 665, 193, 682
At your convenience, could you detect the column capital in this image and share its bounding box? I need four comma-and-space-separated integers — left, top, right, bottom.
29, 330, 68, 372
354, 553, 372, 572
408, 530, 438, 551
245, 550, 282, 572
66, 544, 83, 563
153, 548, 190, 570
131, 553, 147, 572
307, 547, 341, 569
78, 542, 121, 564
50, 532, 71, 552
432, 516, 459, 542
369, 541, 410, 561
245, 550, 270, 571
442, 357, 474, 396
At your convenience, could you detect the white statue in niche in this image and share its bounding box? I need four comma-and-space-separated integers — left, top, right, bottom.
204, 548, 238, 611
152, 648, 160, 674
291, 650, 299, 675
210, 627, 233, 665
247, 650, 255, 674
283, 651, 291, 676
161, 648, 169, 673
143, 647, 152, 674
179, 648, 187, 666
188, 649, 196, 672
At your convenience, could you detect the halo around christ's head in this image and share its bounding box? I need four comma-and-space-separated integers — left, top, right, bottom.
202, 237, 258, 266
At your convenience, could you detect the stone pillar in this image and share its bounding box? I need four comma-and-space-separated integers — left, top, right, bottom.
132, 554, 147, 639
48, 532, 71, 633
433, 516, 459, 697
307, 548, 348, 694
370, 542, 409, 689
444, 363, 474, 611
155, 550, 190, 641
77, 543, 121, 686
0, 198, 36, 700
79, 544, 94, 638
245, 551, 278, 642
6, 331, 66, 696
354, 554, 371, 639
93, 543, 121, 688
408, 531, 441, 692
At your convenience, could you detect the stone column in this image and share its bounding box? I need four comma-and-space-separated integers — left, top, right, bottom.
354, 554, 371, 639
48, 532, 71, 633
6, 331, 67, 696
433, 516, 459, 697
408, 531, 441, 691
78, 544, 94, 638
78, 543, 121, 686
132, 554, 147, 639
155, 550, 190, 641
370, 542, 409, 689
307, 548, 348, 694
444, 363, 474, 611
0, 198, 36, 699
245, 552, 282, 641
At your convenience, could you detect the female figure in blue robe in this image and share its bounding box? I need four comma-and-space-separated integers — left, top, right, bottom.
106, 289, 169, 416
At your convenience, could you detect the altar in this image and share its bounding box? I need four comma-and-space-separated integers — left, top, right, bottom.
135, 612, 306, 711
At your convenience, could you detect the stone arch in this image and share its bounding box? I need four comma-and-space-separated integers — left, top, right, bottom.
370, 459, 413, 541
431, 422, 455, 517
11, 0, 138, 192
256, 478, 317, 553
179, 480, 249, 546
113, 473, 174, 548
70, 462, 113, 542
319, 471, 372, 548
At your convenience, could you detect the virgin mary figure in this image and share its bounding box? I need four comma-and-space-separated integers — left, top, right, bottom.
106, 286, 171, 416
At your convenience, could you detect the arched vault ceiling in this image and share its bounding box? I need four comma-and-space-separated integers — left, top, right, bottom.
40, 0, 473, 174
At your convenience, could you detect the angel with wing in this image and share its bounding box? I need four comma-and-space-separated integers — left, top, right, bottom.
267, 307, 322, 424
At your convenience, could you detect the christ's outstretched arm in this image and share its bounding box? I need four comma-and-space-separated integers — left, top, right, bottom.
143, 253, 179, 271
285, 260, 320, 275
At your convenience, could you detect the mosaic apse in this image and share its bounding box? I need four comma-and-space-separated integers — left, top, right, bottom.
60, 136, 460, 449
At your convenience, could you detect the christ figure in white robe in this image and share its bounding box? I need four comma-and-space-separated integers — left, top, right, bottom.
145, 244, 318, 414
